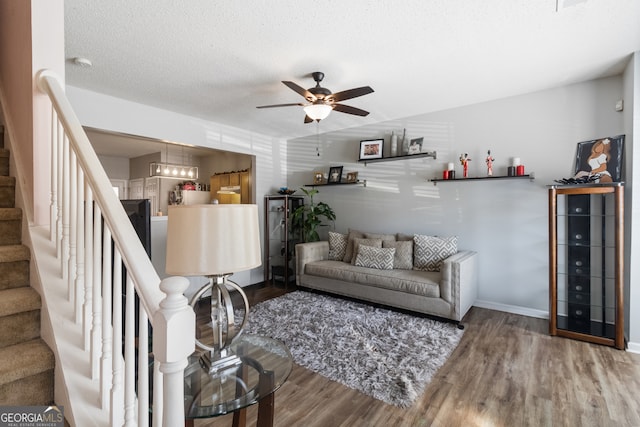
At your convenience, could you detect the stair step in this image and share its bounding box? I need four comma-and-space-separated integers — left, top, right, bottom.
0, 176, 15, 208
0, 245, 30, 290
0, 339, 54, 405
0, 207, 22, 245
0, 149, 7, 177
0, 287, 41, 349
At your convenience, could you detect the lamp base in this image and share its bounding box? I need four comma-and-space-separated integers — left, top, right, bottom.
199, 349, 242, 375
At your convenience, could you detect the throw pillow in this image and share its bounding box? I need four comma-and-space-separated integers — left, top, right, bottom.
383, 240, 413, 270
396, 233, 414, 242
364, 232, 396, 243
350, 238, 383, 264
328, 231, 348, 261
354, 245, 395, 270
342, 229, 366, 263
413, 235, 458, 272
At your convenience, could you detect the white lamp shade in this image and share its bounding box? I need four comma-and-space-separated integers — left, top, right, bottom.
165, 204, 262, 276
303, 103, 332, 121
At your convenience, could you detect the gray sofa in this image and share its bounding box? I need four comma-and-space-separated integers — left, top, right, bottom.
295, 238, 478, 323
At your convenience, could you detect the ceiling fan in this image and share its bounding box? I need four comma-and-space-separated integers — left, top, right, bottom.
256, 71, 374, 123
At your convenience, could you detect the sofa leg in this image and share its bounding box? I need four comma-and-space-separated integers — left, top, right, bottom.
456, 322, 465, 330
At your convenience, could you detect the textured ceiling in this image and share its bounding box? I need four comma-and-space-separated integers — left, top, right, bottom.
65, 0, 640, 142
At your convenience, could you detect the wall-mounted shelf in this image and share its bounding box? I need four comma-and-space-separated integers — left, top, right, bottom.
304, 180, 367, 188
430, 174, 535, 185
358, 151, 437, 166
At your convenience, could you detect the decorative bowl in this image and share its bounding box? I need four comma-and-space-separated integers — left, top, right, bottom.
277, 188, 296, 195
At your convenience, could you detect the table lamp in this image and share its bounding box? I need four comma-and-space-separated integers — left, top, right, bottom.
165, 204, 261, 373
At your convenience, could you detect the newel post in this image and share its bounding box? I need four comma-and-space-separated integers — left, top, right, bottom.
153, 276, 195, 427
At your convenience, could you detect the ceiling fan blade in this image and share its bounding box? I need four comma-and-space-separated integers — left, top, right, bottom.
304, 115, 314, 123
327, 86, 374, 103
256, 102, 305, 109
282, 81, 317, 102
332, 103, 370, 117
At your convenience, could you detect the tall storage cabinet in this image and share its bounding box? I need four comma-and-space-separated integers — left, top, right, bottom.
264, 195, 304, 288
548, 183, 624, 349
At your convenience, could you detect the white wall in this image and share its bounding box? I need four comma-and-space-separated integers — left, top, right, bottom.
288, 76, 626, 320
66, 85, 289, 286
98, 154, 130, 179
624, 52, 639, 352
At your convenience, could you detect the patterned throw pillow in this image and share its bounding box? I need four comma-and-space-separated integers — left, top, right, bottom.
328, 231, 348, 261
382, 240, 413, 270
350, 238, 383, 264
413, 235, 458, 272
354, 245, 396, 270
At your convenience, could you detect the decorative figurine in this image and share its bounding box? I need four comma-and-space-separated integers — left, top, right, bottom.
459, 153, 471, 178
485, 150, 495, 176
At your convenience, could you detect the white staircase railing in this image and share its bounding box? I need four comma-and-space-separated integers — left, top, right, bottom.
36, 70, 195, 427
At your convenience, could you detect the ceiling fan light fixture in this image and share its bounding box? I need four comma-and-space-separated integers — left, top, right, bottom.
303, 103, 332, 121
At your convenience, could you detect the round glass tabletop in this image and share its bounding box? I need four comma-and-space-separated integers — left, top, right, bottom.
183, 334, 293, 419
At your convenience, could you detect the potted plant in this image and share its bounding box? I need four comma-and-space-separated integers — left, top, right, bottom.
291, 187, 336, 242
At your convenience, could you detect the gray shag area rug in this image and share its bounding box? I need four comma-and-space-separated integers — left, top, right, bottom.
243, 291, 464, 407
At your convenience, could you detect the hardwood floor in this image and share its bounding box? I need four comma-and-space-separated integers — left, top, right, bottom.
196, 285, 640, 427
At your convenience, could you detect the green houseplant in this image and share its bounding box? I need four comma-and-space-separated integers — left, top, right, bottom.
291, 187, 336, 242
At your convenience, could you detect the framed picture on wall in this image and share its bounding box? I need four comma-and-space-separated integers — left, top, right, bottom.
359, 139, 383, 160
313, 171, 325, 185
328, 166, 343, 183
574, 135, 625, 182
344, 171, 359, 183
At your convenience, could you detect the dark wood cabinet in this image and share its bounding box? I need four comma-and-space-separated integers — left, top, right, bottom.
548, 183, 624, 349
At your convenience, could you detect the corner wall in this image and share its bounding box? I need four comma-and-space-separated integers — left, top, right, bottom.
623, 52, 639, 352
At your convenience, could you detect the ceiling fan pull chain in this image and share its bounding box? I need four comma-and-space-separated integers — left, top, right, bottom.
316, 122, 320, 156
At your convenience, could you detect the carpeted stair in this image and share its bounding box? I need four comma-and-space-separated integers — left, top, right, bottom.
0, 126, 55, 405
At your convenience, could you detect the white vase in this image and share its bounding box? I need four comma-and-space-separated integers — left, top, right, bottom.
390, 132, 398, 157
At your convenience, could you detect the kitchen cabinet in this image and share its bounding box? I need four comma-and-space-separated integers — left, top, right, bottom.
210, 170, 251, 203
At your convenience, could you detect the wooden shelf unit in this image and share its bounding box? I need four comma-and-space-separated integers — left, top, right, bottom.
548, 182, 625, 349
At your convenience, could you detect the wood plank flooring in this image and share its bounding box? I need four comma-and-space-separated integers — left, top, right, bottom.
196, 285, 640, 427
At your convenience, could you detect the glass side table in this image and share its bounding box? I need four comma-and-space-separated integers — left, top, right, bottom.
153, 334, 293, 427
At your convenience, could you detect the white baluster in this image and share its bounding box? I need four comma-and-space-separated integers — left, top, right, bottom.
75, 168, 85, 324
138, 307, 149, 427
61, 134, 70, 279
56, 121, 63, 256
152, 362, 162, 427
68, 150, 77, 299
83, 186, 94, 351
100, 227, 112, 409
124, 275, 136, 427
91, 204, 102, 379
153, 276, 195, 427
49, 109, 58, 242
111, 250, 124, 426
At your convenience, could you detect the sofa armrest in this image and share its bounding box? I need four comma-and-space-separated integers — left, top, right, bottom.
295, 241, 330, 286
440, 250, 478, 321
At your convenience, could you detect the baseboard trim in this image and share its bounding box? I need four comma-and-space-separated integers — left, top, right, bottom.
626, 341, 640, 354
473, 299, 549, 320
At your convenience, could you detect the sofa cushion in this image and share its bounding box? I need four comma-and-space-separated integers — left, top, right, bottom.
342, 229, 366, 263
350, 238, 383, 264
413, 235, 458, 272
354, 245, 395, 270
383, 240, 413, 270
364, 232, 396, 242
396, 233, 414, 242
328, 231, 348, 261
303, 260, 441, 298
